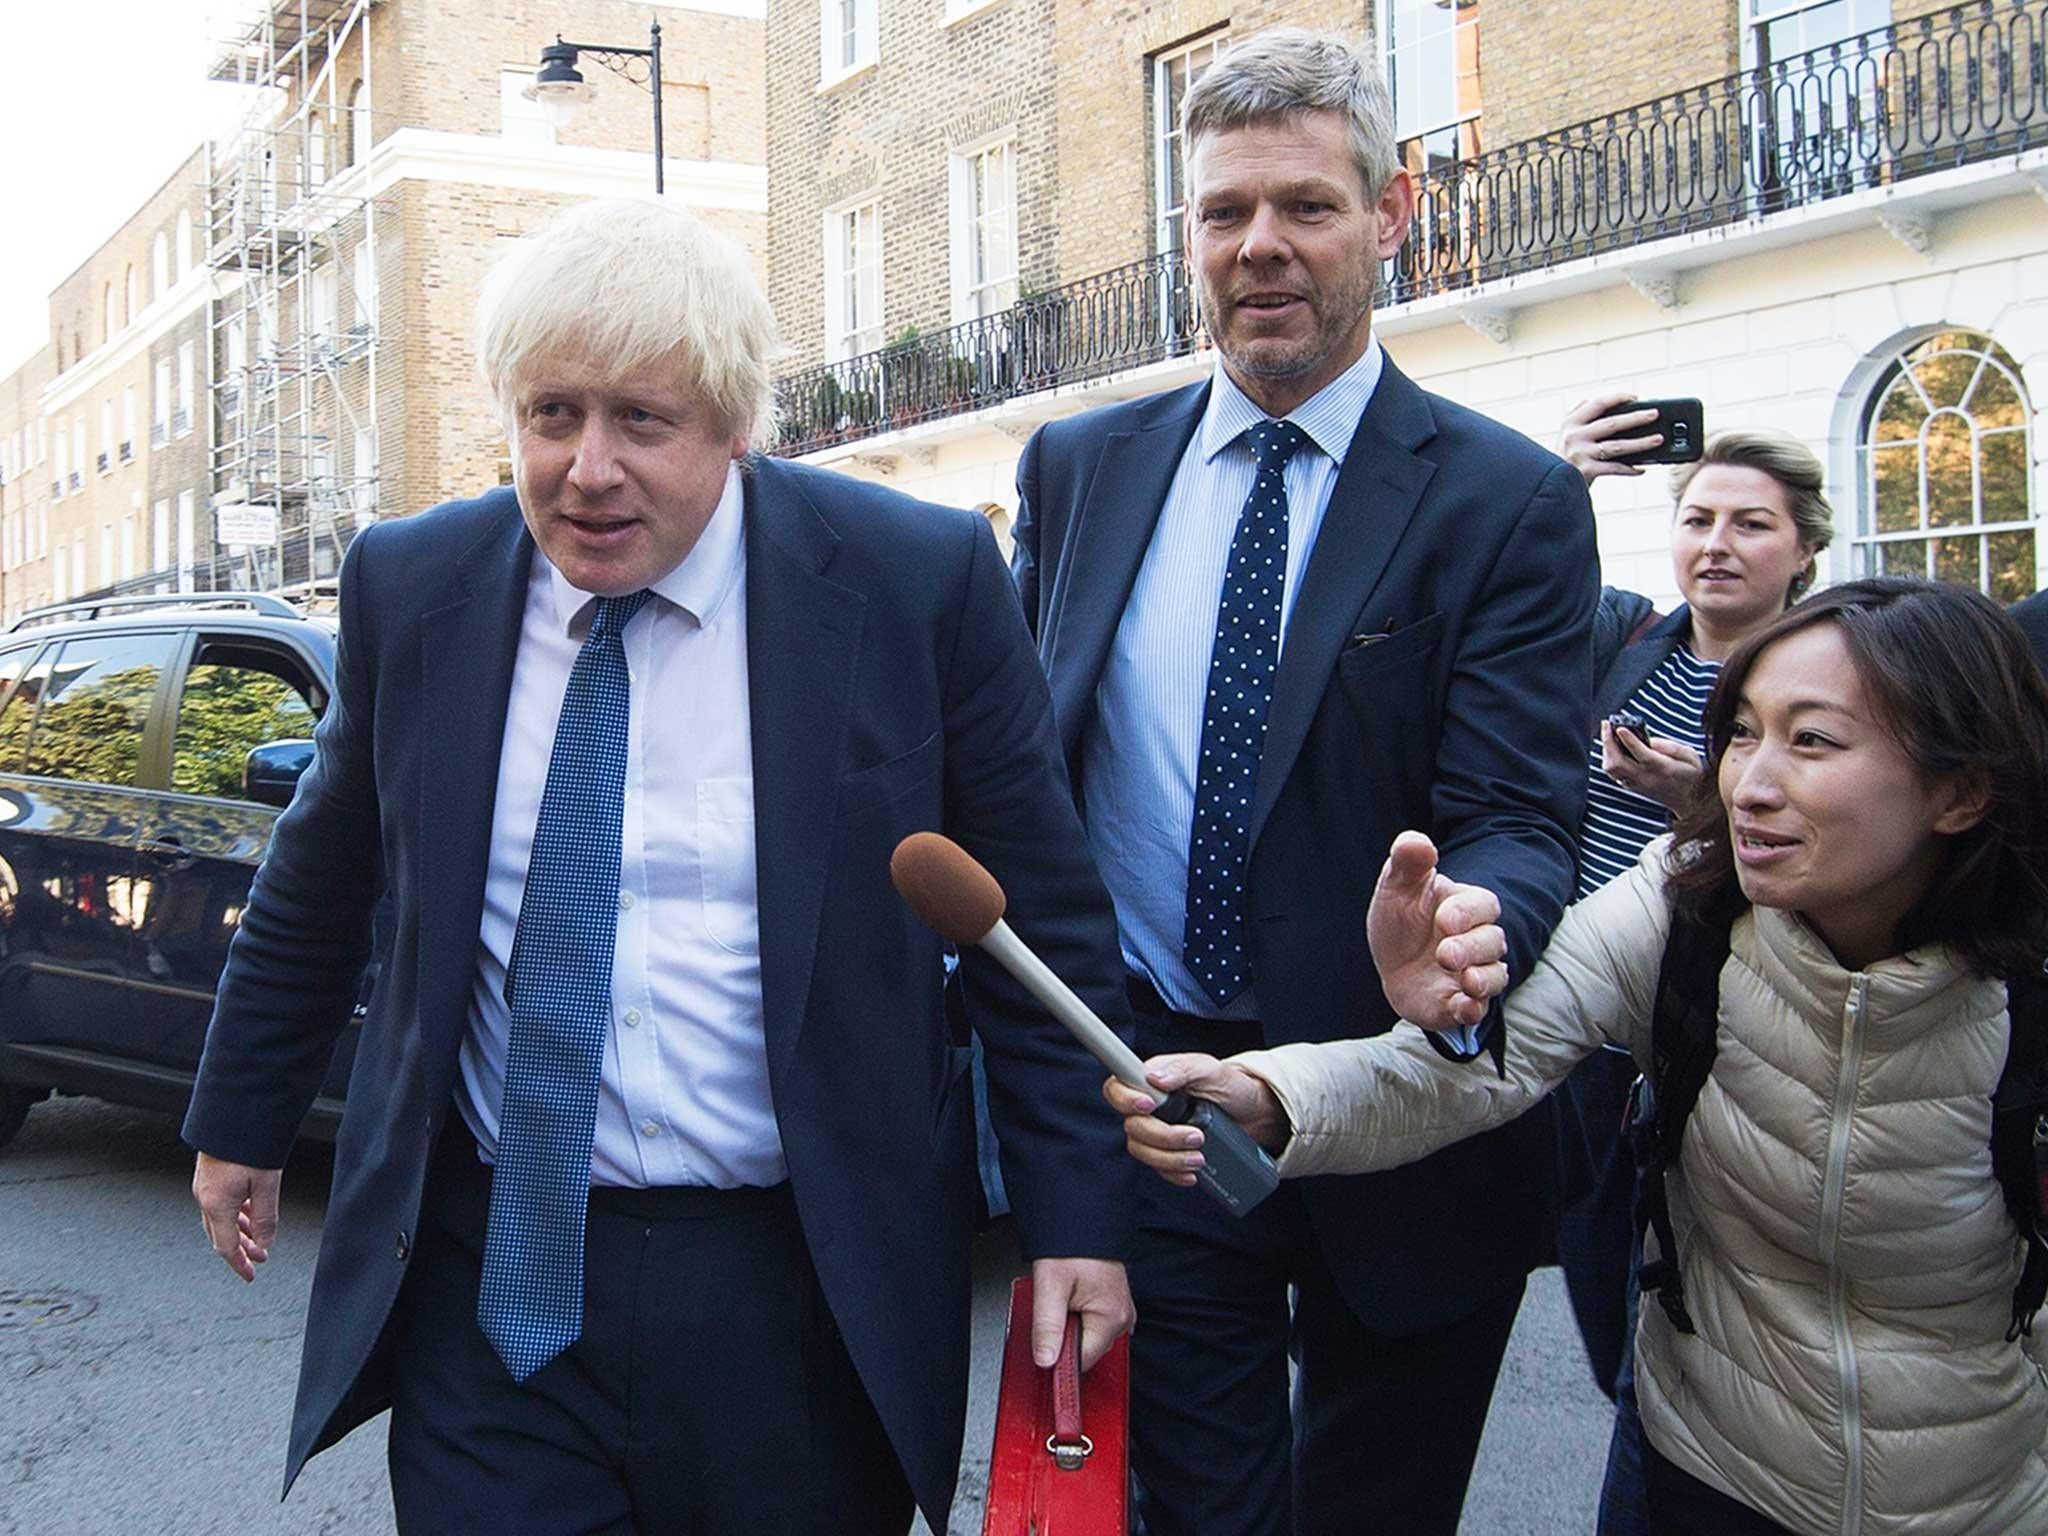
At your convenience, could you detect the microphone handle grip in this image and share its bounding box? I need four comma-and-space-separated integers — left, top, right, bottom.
978, 919, 1152, 1091
1151, 1091, 1282, 1217
972, 921, 1278, 1216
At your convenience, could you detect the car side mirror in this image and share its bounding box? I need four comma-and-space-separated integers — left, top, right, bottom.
243, 739, 316, 809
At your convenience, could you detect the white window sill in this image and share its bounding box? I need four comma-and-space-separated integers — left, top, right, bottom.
816, 58, 878, 96
942, 0, 1007, 28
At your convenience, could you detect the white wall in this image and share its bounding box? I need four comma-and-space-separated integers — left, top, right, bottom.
804, 186, 2048, 611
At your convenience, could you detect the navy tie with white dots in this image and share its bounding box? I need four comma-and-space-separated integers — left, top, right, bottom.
478, 587, 652, 1383
1183, 419, 1308, 1009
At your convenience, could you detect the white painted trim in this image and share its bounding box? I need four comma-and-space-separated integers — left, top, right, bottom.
320, 127, 765, 214
41, 265, 230, 417
1374, 147, 2048, 341
816, 59, 878, 96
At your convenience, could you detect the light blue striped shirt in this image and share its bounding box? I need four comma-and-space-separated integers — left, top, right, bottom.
1084, 341, 1384, 1021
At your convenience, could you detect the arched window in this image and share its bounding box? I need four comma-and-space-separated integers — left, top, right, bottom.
308, 113, 329, 190
346, 80, 366, 167
176, 209, 195, 279
153, 232, 171, 298
124, 264, 137, 324
102, 284, 114, 343
1857, 329, 2038, 602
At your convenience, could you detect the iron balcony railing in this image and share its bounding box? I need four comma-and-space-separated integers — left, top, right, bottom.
772, 0, 2046, 458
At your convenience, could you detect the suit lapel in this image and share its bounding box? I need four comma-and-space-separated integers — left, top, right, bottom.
417, 497, 532, 1065
1249, 361, 1438, 852
1045, 385, 1206, 766
744, 460, 865, 1078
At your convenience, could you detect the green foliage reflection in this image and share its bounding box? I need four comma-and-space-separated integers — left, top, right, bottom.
172, 666, 318, 798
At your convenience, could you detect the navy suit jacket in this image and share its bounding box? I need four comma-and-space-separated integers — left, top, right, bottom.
183, 459, 1131, 1527
1011, 358, 1597, 1329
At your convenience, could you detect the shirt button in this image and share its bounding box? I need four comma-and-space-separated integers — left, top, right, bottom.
619, 890, 635, 911
623, 1008, 642, 1028
395, 1231, 410, 1261
640, 1120, 661, 1139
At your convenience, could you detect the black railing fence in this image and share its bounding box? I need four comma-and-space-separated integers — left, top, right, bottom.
772, 0, 2046, 458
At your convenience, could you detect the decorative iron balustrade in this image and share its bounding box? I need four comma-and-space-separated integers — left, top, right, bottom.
772, 0, 2045, 458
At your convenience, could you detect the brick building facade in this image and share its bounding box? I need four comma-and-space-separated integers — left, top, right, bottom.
771, 0, 2047, 610
0, 0, 766, 618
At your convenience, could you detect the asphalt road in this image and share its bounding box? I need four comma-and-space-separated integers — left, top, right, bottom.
2, 1095, 1610, 1534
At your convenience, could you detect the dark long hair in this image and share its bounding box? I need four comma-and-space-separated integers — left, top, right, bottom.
1667, 577, 2048, 979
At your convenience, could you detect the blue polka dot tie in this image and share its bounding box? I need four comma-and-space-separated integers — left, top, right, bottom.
478, 588, 651, 1383
1183, 420, 1308, 1009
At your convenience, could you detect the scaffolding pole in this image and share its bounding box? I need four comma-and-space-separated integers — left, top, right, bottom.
207, 0, 386, 597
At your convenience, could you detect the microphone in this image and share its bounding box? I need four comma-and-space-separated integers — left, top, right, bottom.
890, 832, 1279, 1217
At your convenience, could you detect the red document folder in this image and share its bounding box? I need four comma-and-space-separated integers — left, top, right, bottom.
981, 1277, 1130, 1536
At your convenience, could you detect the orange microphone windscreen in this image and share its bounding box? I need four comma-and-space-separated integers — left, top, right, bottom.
890, 832, 1006, 945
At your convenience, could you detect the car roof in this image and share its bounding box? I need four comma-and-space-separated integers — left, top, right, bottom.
3, 595, 337, 663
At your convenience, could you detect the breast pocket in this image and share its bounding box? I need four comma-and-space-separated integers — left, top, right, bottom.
1337, 611, 1445, 681
836, 729, 942, 820
697, 777, 760, 956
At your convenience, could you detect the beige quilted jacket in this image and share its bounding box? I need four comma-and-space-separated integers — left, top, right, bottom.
1235, 838, 2048, 1536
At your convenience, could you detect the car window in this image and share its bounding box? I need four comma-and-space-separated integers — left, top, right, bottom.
22, 633, 180, 787
171, 645, 322, 799
0, 645, 51, 772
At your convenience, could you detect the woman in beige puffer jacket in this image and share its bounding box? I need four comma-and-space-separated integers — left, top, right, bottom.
1110, 578, 2048, 1536
1234, 835, 2048, 1536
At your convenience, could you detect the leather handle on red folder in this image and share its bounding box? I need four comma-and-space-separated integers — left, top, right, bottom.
1048, 1314, 1092, 1470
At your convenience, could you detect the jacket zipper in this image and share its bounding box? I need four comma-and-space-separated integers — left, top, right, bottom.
1819, 973, 1869, 1536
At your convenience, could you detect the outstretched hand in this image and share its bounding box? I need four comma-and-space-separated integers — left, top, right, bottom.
1366, 831, 1508, 1030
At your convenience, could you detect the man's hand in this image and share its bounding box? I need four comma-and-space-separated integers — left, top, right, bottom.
1367, 831, 1508, 1030
1601, 721, 1703, 815
1560, 393, 1661, 484
1029, 1257, 1134, 1372
193, 1153, 283, 1283
1103, 1054, 1290, 1187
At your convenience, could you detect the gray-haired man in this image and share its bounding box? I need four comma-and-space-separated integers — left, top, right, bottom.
1010, 30, 1596, 1535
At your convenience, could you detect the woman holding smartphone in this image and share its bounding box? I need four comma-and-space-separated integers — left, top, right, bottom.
1552, 410, 1837, 1532
1112, 578, 2048, 1536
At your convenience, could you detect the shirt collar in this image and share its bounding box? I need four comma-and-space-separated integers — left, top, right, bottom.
542, 460, 746, 635
1198, 336, 1385, 468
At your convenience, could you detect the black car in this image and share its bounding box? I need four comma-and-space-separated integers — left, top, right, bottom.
0, 591, 368, 1150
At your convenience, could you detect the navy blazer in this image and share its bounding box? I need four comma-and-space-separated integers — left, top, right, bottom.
183, 459, 1131, 1528
1012, 358, 1598, 1328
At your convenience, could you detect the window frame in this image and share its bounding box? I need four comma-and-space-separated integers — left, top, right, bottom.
948, 134, 1019, 325
1378, 0, 1485, 175
165, 632, 326, 804
818, 0, 878, 88
1854, 329, 2040, 601
1151, 31, 1228, 261
822, 200, 884, 362
5, 630, 183, 790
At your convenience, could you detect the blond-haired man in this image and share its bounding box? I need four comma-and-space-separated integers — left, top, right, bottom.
186, 198, 1133, 1534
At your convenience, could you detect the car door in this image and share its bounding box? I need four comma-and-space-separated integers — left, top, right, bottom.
134, 631, 336, 1095
0, 629, 180, 1087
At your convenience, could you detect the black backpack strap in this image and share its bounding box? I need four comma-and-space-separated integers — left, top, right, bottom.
1629, 902, 1739, 1337
1993, 961, 2048, 1342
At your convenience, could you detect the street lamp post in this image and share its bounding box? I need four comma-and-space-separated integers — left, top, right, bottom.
524, 21, 666, 193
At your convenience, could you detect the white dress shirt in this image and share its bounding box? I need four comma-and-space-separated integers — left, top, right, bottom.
456, 462, 786, 1188
1083, 342, 1384, 1021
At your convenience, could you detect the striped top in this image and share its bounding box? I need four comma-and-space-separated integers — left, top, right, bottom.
1576, 642, 1720, 898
